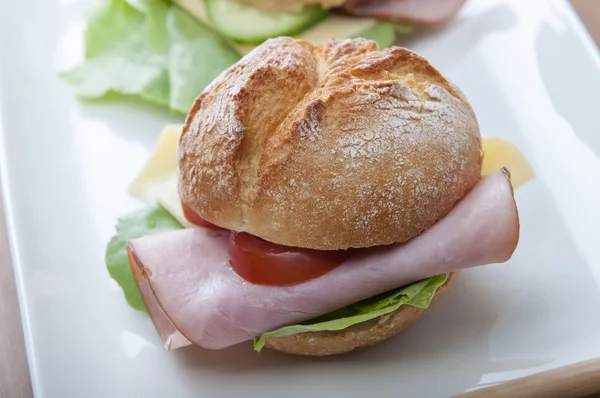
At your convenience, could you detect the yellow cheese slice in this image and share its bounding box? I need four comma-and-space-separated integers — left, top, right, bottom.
129, 124, 188, 225
482, 138, 535, 189
129, 126, 535, 222
129, 124, 181, 200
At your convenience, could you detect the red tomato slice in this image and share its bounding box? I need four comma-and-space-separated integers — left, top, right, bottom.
228, 232, 348, 286
181, 201, 228, 231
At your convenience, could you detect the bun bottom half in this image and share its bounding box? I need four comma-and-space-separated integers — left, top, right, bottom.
264, 272, 458, 356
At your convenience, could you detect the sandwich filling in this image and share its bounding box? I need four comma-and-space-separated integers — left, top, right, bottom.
182, 201, 349, 286
125, 169, 519, 351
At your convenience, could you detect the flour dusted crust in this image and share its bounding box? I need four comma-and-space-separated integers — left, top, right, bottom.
179, 38, 482, 250
264, 272, 458, 356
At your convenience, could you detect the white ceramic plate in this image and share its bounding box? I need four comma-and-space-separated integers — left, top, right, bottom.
2, 0, 600, 397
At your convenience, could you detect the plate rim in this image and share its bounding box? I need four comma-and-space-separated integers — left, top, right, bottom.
1, 0, 600, 396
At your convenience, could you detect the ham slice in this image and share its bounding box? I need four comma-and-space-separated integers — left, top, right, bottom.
128, 170, 518, 350
129, 251, 191, 350
340, 0, 467, 24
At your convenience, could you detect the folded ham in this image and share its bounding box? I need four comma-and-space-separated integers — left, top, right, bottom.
128, 170, 518, 350
341, 0, 467, 24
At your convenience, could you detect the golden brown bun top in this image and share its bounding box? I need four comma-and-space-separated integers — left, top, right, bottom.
179, 38, 482, 250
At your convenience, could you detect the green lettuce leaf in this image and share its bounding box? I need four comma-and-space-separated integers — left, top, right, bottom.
253, 273, 447, 352
354, 21, 397, 49
61, 0, 241, 113
166, 6, 241, 113
123, 0, 170, 49
62, 0, 171, 106
106, 204, 183, 312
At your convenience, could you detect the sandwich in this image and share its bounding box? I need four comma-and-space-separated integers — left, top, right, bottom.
181, 0, 467, 25
110, 37, 533, 356
176, 0, 467, 47
61, 0, 467, 115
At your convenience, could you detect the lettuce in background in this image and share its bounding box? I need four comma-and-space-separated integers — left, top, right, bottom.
61, 0, 404, 113
166, 7, 240, 113
61, 0, 240, 113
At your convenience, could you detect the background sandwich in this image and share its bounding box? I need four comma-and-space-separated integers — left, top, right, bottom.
61, 0, 467, 115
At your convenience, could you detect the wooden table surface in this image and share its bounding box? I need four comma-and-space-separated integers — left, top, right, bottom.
0, 191, 33, 397
1, 1, 599, 397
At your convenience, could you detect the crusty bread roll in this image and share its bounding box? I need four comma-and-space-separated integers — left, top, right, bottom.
179, 37, 482, 250
264, 272, 458, 356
